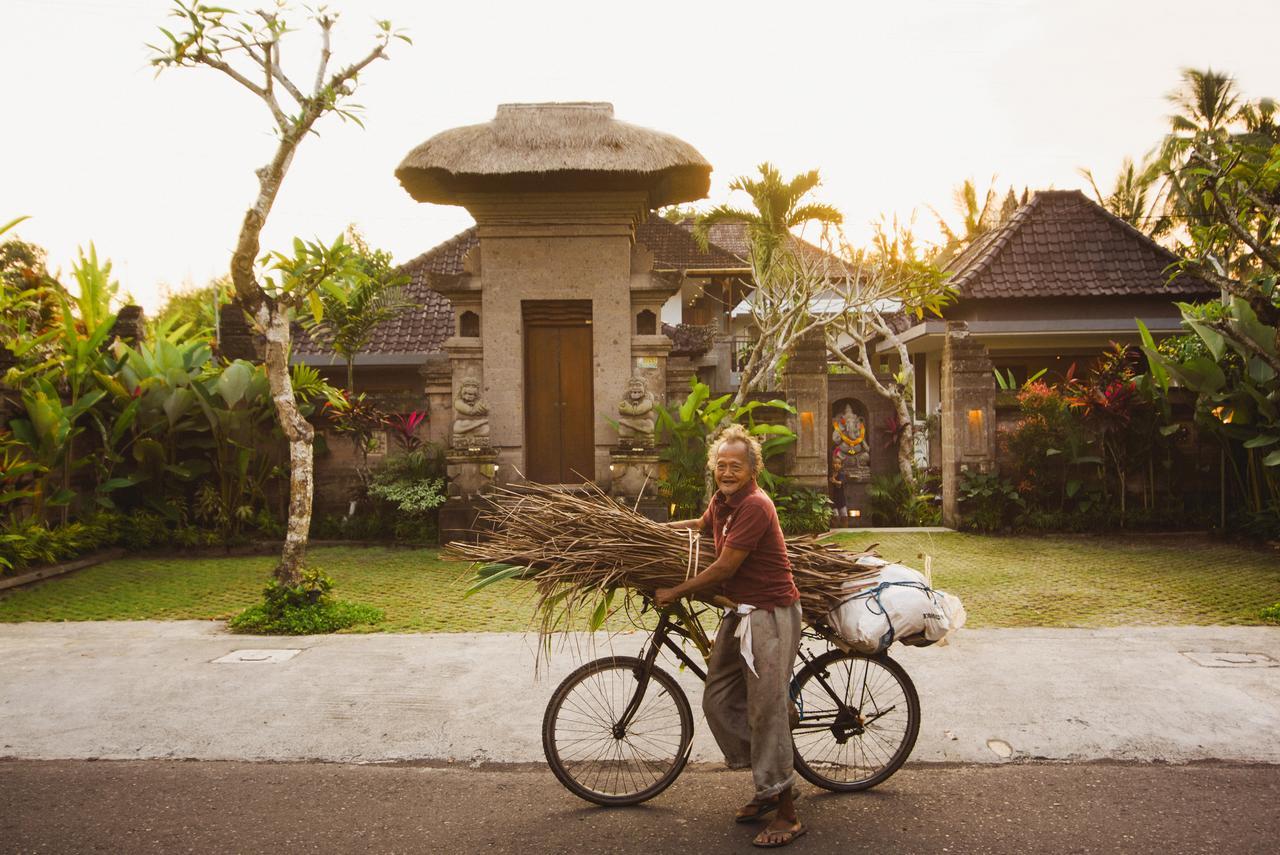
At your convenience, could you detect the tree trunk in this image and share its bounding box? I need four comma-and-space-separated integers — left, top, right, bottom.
895, 398, 916, 487
260, 308, 314, 586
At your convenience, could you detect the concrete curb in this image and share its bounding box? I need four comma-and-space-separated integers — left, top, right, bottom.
0, 548, 127, 593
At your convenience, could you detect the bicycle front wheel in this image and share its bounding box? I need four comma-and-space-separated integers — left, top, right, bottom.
542, 656, 694, 806
790, 649, 920, 792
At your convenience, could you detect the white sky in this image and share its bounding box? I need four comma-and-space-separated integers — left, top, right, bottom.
4, 0, 1278, 310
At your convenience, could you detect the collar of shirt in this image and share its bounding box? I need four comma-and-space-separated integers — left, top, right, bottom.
712, 479, 758, 511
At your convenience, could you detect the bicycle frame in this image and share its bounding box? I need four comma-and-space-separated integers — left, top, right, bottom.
614, 600, 870, 738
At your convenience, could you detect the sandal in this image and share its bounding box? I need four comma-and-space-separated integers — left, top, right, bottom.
752, 821, 807, 848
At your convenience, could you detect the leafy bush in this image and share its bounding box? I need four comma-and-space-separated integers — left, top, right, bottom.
957, 470, 1023, 533
772, 488, 832, 535
361, 446, 446, 544
368, 476, 446, 516
868, 473, 941, 527
227, 567, 383, 635
1261, 603, 1280, 625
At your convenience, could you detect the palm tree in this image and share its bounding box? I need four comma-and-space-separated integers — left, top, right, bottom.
931, 177, 1006, 262
692, 162, 843, 274
1149, 67, 1279, 254
1080, 156, 1159, 231
300, 233, 416, 392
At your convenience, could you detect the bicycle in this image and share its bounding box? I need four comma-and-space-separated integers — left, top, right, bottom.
541, 595, 920, 806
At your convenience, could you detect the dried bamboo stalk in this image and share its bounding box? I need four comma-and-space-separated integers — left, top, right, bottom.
451, 481, 882, 632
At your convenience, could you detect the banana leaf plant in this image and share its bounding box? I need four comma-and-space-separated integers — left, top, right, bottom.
655, 377, 797, 517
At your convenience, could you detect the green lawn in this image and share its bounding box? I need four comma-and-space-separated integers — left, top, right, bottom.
0, 533, 1276, 631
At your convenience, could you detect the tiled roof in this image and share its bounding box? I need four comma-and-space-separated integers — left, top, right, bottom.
292, 246, 457, 357
944, 190, 1218, 300
672, 219, 842, 270
639, 215, 747, 270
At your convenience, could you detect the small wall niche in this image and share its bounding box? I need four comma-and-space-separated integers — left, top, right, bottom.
459, 310, 480, 338
636, 309, 656, 335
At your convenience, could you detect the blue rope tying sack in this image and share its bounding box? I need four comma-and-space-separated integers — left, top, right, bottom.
835, 580, 936, 651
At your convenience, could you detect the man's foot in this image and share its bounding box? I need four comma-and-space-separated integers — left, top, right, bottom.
752, 819, 806, 848
734, 788, 797, 823
734, 796, 780, 823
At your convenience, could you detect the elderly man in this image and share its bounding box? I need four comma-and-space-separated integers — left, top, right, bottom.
656, 423, 805, 848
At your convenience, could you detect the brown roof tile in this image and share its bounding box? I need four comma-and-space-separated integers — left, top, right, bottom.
943, 190, 1218, 300
292, 242, 458, 357
638, 215, 747, 270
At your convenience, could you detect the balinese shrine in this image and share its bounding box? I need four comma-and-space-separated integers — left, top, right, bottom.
393, 102, 728, 533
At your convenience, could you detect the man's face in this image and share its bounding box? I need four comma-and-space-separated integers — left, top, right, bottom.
462, 385, 478, 403
714, 441, 753, 496
628, 382, 645, 402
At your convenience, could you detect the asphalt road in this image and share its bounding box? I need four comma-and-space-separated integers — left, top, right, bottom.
2, 761, 1277, 854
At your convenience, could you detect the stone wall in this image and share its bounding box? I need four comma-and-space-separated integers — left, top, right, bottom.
940, 322, 997, 527
781, 329, 828, 490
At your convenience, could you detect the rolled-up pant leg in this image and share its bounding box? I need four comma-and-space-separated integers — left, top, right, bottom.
703, 612, 752, 769
703, 603, 804, 799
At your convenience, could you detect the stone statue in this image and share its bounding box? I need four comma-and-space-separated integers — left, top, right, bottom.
831, 403, 870, 479
616, 376, 657, 445
451, 378, 490, 447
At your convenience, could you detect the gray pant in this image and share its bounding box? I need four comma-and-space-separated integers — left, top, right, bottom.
702, 601, 803, 800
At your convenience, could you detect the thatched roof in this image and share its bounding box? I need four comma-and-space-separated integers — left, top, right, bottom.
396, 102, 711, 208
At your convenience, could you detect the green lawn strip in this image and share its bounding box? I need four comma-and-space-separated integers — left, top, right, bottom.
833, 532, 1280, 627
0, 535, 1276, 630
0, 547, 641, 634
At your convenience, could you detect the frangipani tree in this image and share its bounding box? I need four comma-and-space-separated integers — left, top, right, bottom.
149, 2, 408, 584
692, 163, 843, 412
823, 220, 955, 483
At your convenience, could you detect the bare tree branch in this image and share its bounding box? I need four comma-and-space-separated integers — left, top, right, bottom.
314, 12, 334, 94
1206, 180, 1280, 274
1205, 318, 1280, 376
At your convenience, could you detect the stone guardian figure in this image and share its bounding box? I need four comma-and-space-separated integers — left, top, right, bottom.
616, 376, 657, 446
451, 378, 490, 447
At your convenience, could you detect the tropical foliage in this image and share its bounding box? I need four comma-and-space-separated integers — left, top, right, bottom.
655, 378, 796, 518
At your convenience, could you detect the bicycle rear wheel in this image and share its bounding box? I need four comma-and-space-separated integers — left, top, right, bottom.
790, 649, 919, 792
542, 656, 694, 806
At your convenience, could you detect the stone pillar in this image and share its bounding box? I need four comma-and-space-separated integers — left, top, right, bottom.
666, 360, 696, 406
608, 449, 663, 519
940, 322, 996, 528
419, 354, 454, 449
781, 328, 829, 490
218, 300, 262, 362
110, 305, 146, 345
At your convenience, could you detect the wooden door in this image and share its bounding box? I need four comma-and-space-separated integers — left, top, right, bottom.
523, 301, 594, 483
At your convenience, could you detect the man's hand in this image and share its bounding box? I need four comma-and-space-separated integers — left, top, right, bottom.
654, 587, 679, 608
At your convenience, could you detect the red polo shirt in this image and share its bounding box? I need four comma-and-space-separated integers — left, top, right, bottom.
699, 481, 800, 610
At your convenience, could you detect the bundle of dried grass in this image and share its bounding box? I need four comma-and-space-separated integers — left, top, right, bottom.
452, 481, 881, 634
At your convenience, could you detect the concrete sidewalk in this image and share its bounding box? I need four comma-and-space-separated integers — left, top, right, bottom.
1, 621, 1277, 765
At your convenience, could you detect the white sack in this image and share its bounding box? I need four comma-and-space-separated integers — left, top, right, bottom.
826, 563, 966, 652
